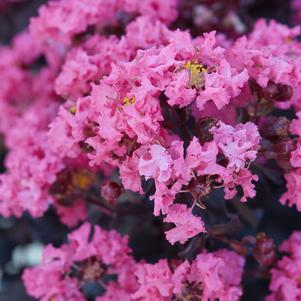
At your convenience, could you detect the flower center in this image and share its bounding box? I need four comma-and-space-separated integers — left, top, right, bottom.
123, 96, 136, 106
184, 60, 207, 89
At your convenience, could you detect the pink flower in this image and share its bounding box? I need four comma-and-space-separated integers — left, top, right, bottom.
186, 137, 223, 176
55, 200, 87, 227
197, 59, 249, 110
212, 121, 261, 171
55, 49, 99, 99
150, 181, 179, 216
124, 0, 178, 25
23, 223, 135, 301
132, 260, 173, 300
23, 243, 83, 301
139, 144, 173, 183
130, 249, 244, 301
171, 260, 191, 295
280, 231, 301, 259
120, 153, 143, 194
280, 169, 301, 211
267, 231, 301, 301
165, 70, 197, 107
164, 204, 206, 245
223, 169, 259, 203
188, 250, 244, 301
30, 0, 121, 46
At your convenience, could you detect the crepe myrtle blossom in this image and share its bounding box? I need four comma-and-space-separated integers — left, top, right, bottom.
2, 0, 301, 300
23, 223, 137, 301
23, 223, 245, 301
138, 121, 260, 244
267, 231, 301, 301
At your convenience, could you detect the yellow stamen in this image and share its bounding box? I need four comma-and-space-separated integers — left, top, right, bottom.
123, 96, 136, 106
184, 60, 207, 88
69, 105, 76, 115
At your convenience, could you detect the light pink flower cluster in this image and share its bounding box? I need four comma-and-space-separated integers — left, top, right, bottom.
30, 0, 178, 49
23, 223, 245, 301
1, 0, 301, 241
133, 249, 245, 301
3, 0, 301, 299
138, 121, 260, 244
23, 223, 137, 301
267, 231, 301, 301
229, 21, 301, 95
0, 31, 64, 218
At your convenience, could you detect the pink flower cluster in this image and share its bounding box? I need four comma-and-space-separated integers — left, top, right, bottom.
138, 121, 260, 244
0, 0, 266, 243
2, 0, 301, 299
23, 223, 245, 301
30, 0, 178, 46
267, 231, 301, 301
23, 223, 136, 301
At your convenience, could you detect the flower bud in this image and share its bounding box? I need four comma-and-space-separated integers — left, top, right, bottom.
101, 181, 123, 205
260, 116, 290, 140
253, 232, 276, 267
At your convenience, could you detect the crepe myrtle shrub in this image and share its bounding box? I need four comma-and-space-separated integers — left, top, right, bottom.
0, 0, 301, 300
